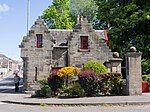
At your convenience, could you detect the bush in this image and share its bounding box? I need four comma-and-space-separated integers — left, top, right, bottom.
142, 59, 150, 75
57, 66, 80, 77
97, 73, 124, 95
83, 60, 108, 74
48, 70, 64, 95
60, 82, 84, 97
142, 74, 150, 83
78, 70, 98, 97
108, 73, 124, 95
35, 85, 52, 98
38, 78, 48, 85
34, 78, 52, 98
97, 73, 111, 95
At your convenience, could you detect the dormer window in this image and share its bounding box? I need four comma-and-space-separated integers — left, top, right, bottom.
36, 34, 43, 48
80, 36, 88, 50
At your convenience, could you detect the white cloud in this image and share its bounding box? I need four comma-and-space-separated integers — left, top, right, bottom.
0, 4, 10, 13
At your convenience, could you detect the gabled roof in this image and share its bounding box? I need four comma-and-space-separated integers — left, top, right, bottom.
48, 29, 108, 47
48, 29, 72, 46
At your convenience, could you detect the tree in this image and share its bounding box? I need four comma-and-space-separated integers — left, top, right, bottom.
94, 0, 150, 60
69, 0, 97, 26
142, 59, 150, 75
42, 0, 74, 29
94, 0, 150, 75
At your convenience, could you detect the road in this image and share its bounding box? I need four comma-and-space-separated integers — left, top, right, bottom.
0, 73, 23, 93
0, 103, 150, 112
0, 73, 150, 112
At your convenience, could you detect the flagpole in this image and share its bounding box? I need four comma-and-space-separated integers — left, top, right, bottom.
27, 0, 30, 33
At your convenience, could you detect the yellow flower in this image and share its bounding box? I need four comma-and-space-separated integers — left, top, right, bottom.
57, 66, 80, 77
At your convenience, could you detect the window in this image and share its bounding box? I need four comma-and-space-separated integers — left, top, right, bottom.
36, 34, 43, 48
35, 67, 37, 81
80, 36, 88, 50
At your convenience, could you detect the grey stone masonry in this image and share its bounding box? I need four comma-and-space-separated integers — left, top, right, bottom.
125, 52, 142, 96
106, 58, 122, 73
68, 16, 113, 67
20, 16, 53, 91
19, 16, 117, 91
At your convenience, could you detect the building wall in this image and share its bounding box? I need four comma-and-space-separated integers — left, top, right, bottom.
20, 16, 113, 91
20, 17, 53, 90
68, 17, 112, 67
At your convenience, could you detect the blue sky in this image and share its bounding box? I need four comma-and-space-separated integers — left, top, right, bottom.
0, 0, 52, 61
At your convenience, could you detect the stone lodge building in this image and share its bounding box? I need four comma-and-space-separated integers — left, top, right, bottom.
20, 16, 121, 91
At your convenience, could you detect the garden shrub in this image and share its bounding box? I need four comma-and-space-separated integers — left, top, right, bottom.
142, 59, 150, 75
57, 66, 80, 77
78, 70, 98, 97
97, 73, 124, 95
34, 78, 52, 98
47, 67, 80, 97
57, 66, 80, 86
48, 70, 64, 96
97, 73, 111, 95
38, 77, 48, 85
83, 60, 108, 74
108, 73, 124, 95
60, 82, 84, 97
142, 74, 150, 83
35, 85, 52, 98
142, 75, 148, 81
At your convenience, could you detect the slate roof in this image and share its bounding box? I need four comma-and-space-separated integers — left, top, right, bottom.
49, 29, 72, 46
48, 29, 108, 47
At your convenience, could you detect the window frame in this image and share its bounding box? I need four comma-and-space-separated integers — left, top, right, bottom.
80, 36, 88, 50
36, 34, 43, 48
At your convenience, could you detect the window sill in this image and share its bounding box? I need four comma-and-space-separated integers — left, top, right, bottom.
78, 49, 90, 52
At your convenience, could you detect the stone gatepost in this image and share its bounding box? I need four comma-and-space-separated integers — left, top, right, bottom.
125, 47, 142, 95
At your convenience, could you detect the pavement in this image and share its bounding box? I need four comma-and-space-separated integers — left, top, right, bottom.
0, 92, 150, 106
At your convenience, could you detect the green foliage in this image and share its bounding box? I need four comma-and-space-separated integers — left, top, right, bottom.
83, 60, 108, 74
60, 82, 84, 97
142, 59, 150, 75
94, 0, 150, 59
38, 78, 48, 86
108, 73, 124, 95
42, 0, 74, 29
97, 73, 124, 95
142, 74, 150, 83
34, 78, 52, 98
35, 85, 52, 98
35, 71, 124, 97
70, 0, 97, 24
78, 70, 124, 96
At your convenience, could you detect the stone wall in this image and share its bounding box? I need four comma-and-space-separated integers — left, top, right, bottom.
20, 17, 53, 90
20, 16, 114, 91
68, 16, 113, 67
125, 51, 142, 95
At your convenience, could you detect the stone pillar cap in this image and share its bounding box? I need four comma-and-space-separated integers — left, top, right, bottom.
130, 46, 137, 52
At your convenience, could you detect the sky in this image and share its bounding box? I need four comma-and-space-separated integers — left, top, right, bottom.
0, 0, 53, 61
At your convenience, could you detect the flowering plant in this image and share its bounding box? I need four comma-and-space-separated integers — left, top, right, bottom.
57, 67, 80, 77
